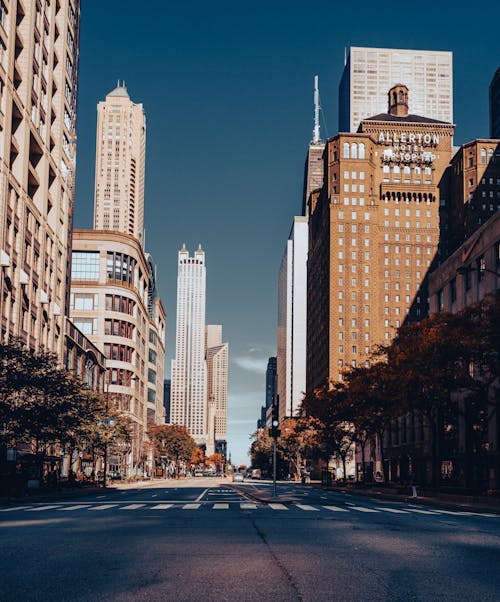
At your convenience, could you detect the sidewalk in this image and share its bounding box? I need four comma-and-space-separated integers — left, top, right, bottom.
315, 482, 500, 514
0, 484, 112, 505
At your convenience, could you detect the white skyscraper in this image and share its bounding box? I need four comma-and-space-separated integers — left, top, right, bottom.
170, 245, 208, 444
277, 216, 308, 421
339, 47, 453, 133
206, 325, 229, 452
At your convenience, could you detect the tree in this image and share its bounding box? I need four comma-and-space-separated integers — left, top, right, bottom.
207, 453, 222, 471
250, 428, 273, 475
278, 417, 322, 479
190, 447, 205, 466
147, 424, 196, 475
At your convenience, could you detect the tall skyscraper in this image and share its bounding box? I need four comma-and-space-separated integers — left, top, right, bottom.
206, 325, 228, 455
490, 67, 500, 139
277, 217, 308, 420
302, 76, 325, 215
339, 47, 453, 133
307, 85, 455, 390
0, 1, 80, 356
170, 245, 208, 444
93, 83, 146, 244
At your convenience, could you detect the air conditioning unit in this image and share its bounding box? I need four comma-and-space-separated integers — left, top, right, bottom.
0, 250, 10, 267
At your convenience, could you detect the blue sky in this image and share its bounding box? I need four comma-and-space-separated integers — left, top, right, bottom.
73, 1, 499, 465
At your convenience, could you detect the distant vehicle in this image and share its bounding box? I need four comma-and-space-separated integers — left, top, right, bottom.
232, 473, 244, 483
251, 469, 261, 479
194, 470, 203, 477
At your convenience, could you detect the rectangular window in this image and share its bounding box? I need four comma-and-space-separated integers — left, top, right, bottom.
71, 251, 100, 280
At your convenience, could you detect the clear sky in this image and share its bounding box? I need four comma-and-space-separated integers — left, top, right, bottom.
73, 0, 499, 465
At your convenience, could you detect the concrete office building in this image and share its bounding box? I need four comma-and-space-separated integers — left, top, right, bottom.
206, 325, 228, 456
277, 217, 308, 420
0, 0, 80, 357
307, 85, 455, 391
170, 245, 208, 445
93, 83, 146, 245
70, 230, 165, 474
339, 47, 453, 133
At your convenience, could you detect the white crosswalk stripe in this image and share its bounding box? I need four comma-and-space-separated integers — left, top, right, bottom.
375, 507, 409, 514
406, 508, 441, 515
0, 506, 33, 512
182, 503, 200, 510
213, 503, 229, 509
121, 504, 145, 510
296, 504, 319, 511
350, 506, 380, 513
88, 504, 118, 511
269, 503, 288, 510
322, 505, 349, 512
58, 505, 90, 511
151, 504, 173, 510
26, 505, 59, 512
240, 503, 257, 510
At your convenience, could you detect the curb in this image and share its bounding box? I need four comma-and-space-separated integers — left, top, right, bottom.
313, 484, 500, 515
0, 486, 118, 506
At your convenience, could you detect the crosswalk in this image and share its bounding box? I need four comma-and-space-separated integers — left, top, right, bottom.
1, 502, 498, 518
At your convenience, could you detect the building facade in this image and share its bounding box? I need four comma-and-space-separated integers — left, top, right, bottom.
170, 245, 208, 445
490, 67, 500, 139
277, 216, 308, 420
70, 229, 164, 474
448, 139, 500, 253
206, 325, 228, 456
0, 0, 80, 357
93, 83, 146, 245
339, 47, 453, 133
307, 85, 455, 391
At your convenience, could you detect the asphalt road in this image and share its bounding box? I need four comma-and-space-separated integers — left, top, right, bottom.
1, 478, 499, 602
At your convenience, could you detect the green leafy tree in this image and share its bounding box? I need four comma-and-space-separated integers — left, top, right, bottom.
147, 424, 196, 474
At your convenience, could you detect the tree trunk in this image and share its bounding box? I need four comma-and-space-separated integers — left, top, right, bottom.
378, 432, 388, 483
360, 439, 366, 482
341, 454, 347, 483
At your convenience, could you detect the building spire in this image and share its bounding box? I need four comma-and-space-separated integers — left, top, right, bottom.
312, 75, 321, 144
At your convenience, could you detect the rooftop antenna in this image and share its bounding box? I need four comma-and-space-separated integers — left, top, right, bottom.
312, 75, 321, 143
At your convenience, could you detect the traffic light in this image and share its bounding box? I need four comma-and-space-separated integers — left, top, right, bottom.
270, 400, 280, 438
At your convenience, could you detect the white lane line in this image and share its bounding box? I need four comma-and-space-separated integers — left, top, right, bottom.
473, 513, 500, 518
121, 504, 145, 510
96, 495, 106, 499
58, 505, 90, 511
195, 489, 208, 502
213, 503, 229, 509
151, 504, 173, 510
88, 504, 118, 511
240, 503, 257, 510
376, 507, 409, 514
26, 505, 60, 511
350, 506, 380, 513
0, 506, 33, 512
295, 504, 319, 511
151, 494, 157, 498
405, 508, 441, 515
182, 503, 201, 510
436, 510, 473, 516
269, 503, 288, 510
322, 505, 349, 512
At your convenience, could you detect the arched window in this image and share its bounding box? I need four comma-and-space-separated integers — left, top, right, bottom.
359, 143, 365, 159
351, 142, 358, 159
480, 148, 487, 164
343, 142, 350, 158
488, 148, 494, 162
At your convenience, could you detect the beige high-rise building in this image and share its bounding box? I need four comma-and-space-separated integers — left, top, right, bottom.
70, 230, 165, 475
93, 83, 145, 244
206, 325, 228, 450
0, 0, 80, 356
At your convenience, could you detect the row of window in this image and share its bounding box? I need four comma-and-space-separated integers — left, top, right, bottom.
104, 343, 134, 363
105, 293, 135, 315
106, 251, 136, 284
104, 318, 134, 338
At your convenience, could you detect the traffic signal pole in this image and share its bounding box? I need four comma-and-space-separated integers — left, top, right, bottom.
273, 436, 277, 498
271, 395, 280, 499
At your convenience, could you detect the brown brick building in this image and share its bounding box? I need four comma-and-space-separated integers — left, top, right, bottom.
307, 85, 455, 391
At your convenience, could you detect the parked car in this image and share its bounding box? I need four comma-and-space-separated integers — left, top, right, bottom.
232, 473, 244, 482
